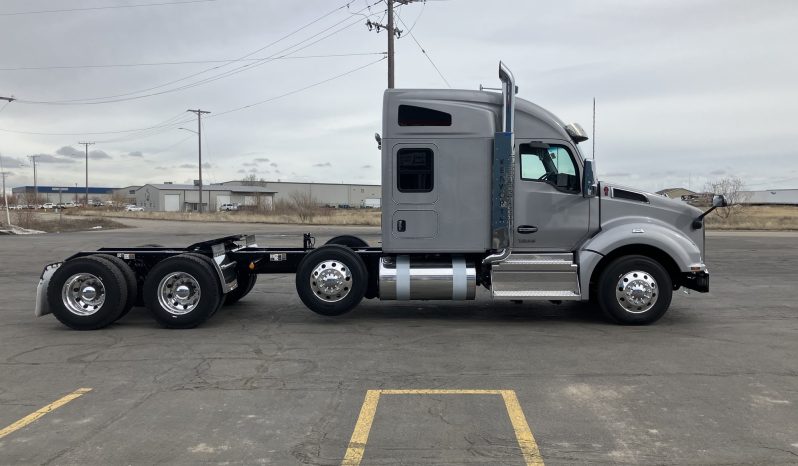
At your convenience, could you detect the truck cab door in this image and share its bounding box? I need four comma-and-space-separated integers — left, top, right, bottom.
513, 140, 591, 251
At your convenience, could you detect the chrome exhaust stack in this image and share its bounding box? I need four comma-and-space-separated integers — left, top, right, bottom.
484, 61, 516, 265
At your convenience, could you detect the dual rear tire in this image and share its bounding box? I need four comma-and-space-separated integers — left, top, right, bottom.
48, 253, 228, 330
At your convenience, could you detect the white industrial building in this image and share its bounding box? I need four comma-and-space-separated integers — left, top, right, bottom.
135, 184, 276, 212
739, 189, 798, 205
216, 180, 381, 208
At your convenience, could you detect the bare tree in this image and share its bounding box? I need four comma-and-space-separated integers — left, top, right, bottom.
704, 176, 748, 219
289, 191, 320, 222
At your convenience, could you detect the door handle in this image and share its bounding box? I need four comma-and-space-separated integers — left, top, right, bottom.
517, 225, 538, 234
397, 219, 406, 232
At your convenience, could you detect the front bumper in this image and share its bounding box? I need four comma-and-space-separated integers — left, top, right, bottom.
682, 270, 709, 293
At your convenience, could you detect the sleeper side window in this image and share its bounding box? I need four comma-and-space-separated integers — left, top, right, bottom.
520, 144, 580, 193
397, 148, 434, 193
398, 105, 452, 126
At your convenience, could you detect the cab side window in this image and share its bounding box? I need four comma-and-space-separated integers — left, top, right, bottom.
520, 144, 580, 193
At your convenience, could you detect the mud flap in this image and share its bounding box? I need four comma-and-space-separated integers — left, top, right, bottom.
34, 262, 61, 317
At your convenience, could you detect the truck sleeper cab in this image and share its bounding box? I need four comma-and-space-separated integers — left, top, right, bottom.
35, 63, 712, 330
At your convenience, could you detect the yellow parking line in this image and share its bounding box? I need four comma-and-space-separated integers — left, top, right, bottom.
341, 389, 544, 466
0, 388, 92, 440
501, 390, 544, 466
341, 390, 381, 466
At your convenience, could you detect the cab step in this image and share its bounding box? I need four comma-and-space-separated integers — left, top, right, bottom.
490, 253, 581, 300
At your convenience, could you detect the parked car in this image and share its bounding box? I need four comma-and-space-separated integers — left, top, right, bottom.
220, 203, 239, 211
125, 205, 144, 212
41, 203, 55, 209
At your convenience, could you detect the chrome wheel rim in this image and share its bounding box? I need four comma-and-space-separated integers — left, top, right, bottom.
157, 272, 201, 315
61, 273, 106, 316
309, 260, 351, 303
616, 270, 658, 314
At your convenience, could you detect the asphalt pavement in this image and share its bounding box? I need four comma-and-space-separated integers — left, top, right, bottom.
0, 218, 796, 465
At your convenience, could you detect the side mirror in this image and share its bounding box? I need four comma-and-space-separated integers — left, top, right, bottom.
712, 194, 728, 207
582, 159, 597, 198
374, 132, 382, 150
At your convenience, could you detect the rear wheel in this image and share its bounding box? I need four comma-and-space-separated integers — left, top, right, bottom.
295, 245, 367, 316
47, 256, 128, 330
325, 235, 369, 248
224, 272, 257, 305
597, 255, 673, 325
144, 255, 222, 329
99, 254, 138, 319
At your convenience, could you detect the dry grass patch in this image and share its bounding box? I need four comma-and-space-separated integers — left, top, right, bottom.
68, 208, 381, 226
9, 210, 128, 233
705, 205, 798, 230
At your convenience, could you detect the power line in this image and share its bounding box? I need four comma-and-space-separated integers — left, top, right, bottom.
14, 1, 382, 106
395, 11, 450, 88
0, 52, 386, 72
0, 0, 228, 16
210, 56, 386, 118
0, 57, 384, 141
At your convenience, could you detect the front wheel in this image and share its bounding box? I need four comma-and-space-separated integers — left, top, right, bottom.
597, 255, 673, 325
295, 245, 367, 316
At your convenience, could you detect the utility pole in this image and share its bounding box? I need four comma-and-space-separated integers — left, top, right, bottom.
0, 171, 9, 225
27, 155, 40, 207
1, 96, 15, 224
186, 109, 210, 212
79, 142, 94, 207
365, 0, 420, 88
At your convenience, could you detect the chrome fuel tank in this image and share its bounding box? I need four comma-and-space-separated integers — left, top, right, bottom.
379, 256, 476, 300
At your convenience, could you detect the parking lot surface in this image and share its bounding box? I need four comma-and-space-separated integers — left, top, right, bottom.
0, 219, 796, 465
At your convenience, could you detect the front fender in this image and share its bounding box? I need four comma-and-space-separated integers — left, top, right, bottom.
578, 218, 704, 299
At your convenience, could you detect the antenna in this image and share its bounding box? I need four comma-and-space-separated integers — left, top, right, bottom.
592, 97, 596, 161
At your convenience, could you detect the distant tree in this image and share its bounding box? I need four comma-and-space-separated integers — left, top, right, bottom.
704, 176, 748, 219
289, 191, 319, 222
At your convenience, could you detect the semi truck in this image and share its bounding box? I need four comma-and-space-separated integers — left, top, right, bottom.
34, 62, 724, 330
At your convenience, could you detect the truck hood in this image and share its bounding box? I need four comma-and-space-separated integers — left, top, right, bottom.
599, 182, 705, 256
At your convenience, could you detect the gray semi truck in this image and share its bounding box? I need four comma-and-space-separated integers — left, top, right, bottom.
35, 62, 723, 330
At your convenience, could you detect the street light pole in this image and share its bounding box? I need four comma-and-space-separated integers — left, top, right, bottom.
1, 96, 15, 224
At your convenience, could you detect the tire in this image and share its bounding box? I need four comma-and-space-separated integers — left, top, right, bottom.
224, 272, 257, 305
182, 253, 226, 316
143, 255, 222, 329
295, 244, 367, 316
47, 256, 128, 330
324, 235, 369, 248
99, 254, 138, 319
597, 255, 673, 325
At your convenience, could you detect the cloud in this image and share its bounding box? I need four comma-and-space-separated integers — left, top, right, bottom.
88, 150, 111, 160
178, 163, 195, 169
602, 172, 631, 177
313, 162, 332, 168
709, 169, 726, 175
242, 162, 257, 167
361, 164, 373, 169
254, 157, 270, 163
30, 153, 76, 164
56, 146, 83, 158
0, 154, 25, 168
127, 151, 143, 157
248, 167, 258, 173
237, 169, 247, 174
270, 162, 278, 168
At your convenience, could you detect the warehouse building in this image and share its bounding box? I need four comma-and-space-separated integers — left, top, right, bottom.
216, 180, 381, 208
739, 189, 798, 205
12, 186, 116, 204
135, 184, 276, 212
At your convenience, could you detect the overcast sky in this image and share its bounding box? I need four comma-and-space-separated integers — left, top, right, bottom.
1, 0, 796, 193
